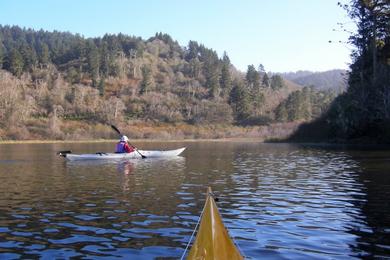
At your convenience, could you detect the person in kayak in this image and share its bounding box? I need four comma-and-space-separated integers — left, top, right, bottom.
115, 135, 135, 153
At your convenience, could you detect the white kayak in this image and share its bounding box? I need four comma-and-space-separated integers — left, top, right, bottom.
58, 147, 186, 161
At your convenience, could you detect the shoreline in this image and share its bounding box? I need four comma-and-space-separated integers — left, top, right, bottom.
0, 137, 273, 144
2, 138, 388, 147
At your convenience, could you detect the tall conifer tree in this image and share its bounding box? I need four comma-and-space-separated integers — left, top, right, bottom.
220, 52, 232, 98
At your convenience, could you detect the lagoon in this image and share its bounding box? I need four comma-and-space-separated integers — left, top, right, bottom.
0, 141, 389, 259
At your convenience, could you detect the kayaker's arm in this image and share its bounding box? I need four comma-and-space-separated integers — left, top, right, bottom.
110, 124, 147, 158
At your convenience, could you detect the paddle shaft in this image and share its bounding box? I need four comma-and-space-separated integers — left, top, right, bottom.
111, 125, 146, 158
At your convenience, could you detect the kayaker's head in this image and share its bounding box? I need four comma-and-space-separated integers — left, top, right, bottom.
120, 135, 129, 142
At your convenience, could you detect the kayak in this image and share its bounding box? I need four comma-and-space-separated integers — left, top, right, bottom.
186, 187, 243, 260
58, 147, 186, 161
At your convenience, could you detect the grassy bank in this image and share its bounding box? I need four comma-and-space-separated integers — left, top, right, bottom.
0, 137, 287, 145
0, 121, 301, 143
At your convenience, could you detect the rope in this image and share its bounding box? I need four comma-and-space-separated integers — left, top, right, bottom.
233, 236, 245, 258
180, 194, 208, 260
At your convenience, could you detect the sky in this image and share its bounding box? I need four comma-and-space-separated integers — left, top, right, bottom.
0, 0, 355, 73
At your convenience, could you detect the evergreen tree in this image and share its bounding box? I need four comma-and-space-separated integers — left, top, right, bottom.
203, 50, 220, 99
9, 48, 24, 76
262, 72, 270, 88
220, 52, 232, 98
206, 69, 220, 99
301, 86, 312, 120
275, 102, 288, 122
189, 58, 202, 78
140, 65, 153, 95
270, 74, 284, 90
286, 91, 302, 121
229, 81, 250, 121
86, 40, 100, 82
258, 64, 265, 74
251, 88, 265, 116
20, 43, 37, 70
186, 40, 199, 61
222, 51, 230, 64
246, 64, 260, 89
37, 41, 50, 65
100, 41, 110, 77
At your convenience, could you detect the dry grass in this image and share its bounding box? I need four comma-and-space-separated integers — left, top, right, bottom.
0, 121, 301, 143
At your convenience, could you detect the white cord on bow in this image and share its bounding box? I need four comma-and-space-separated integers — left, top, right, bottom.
180, 195, 208, 260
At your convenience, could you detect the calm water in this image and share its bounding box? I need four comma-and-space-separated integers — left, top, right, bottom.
0, 141, 389, 259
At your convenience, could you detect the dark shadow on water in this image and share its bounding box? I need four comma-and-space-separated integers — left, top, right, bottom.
289, 144, 390, 258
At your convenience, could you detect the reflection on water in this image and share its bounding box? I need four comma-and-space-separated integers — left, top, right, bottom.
0, 142, 389, 259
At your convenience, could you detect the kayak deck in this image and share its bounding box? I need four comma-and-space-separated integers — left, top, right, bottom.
61, 147, 186, 161
187, 187, 243, 260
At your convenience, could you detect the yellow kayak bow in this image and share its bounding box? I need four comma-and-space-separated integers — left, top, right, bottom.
187, 187, 244, 260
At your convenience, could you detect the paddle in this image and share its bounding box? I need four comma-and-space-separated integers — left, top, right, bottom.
56, 150, 72, 157
110, 125, 147, 159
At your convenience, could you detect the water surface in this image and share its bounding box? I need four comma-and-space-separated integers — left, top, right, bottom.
0, 142, 389, 259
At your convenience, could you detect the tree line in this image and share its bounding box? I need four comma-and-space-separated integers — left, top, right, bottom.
0, 25, 336, 139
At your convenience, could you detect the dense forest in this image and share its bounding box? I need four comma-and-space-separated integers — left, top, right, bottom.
290, 0, 390, 143
0, 24, 336, 140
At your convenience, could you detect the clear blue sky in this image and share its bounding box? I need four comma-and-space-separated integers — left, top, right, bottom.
0, 0, 354, 72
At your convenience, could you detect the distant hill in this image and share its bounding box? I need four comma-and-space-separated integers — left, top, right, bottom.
281, 69, 348, 92
0, 25, 337, 140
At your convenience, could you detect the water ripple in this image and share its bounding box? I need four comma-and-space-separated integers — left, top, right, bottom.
0, 142, 389, 258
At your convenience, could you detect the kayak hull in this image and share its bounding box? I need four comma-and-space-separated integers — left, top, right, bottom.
63, 147, 186, 161
187, 187, 243, 259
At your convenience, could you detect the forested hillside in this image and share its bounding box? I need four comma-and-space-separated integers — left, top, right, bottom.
289, 0, 390, 143
0, 25, 336, 140
282, 69, 347, 92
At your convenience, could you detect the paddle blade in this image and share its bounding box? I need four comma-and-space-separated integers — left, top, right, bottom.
111, 125, 121, 135
135, 149, 147, 159
57, 150, 72, 157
